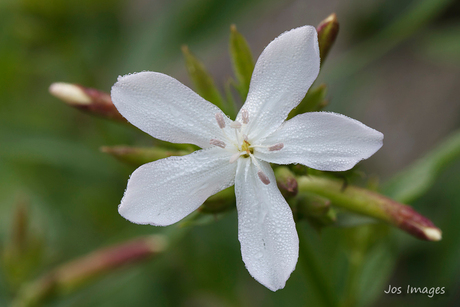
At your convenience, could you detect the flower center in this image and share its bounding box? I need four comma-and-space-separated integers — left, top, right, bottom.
241, 140, 253, 156
209, 109, 283, 185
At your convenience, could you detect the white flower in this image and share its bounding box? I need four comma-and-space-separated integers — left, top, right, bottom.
111, 25, 383, 291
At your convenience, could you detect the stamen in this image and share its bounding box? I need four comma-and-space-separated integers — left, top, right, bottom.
257, 170, 270, 185
269, 143, 284, 151
230, 121, 242, 129
229, 152, 242, 163
241, 109, 249, 124
243, 134, 248, 142
248, 153, 270, 185
215, 113, 226, 129
210, 139, 226, 148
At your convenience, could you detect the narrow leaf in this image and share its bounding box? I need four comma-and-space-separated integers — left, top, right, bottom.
229, 24, 254, 100
288, 84, 328, 119
384, 130, 460, 203
223, 78, 238, 119
181, 45, 226, 110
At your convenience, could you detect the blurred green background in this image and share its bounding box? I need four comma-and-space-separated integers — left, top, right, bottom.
1, 0, 459, 306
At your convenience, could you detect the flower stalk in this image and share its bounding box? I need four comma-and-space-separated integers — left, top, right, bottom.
297, 175, 442, 241
12, 235, 168, 307
49, 83, 126, 122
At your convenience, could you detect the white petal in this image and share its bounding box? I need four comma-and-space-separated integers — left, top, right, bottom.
119, 148, 236, 226
255, 112, 384, 171
111, 72, 233, 148
235, 158, 298, 291
237, 26, 320, 141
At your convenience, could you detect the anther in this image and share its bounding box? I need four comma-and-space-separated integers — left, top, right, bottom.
210, 139, 226, 148
230, 121, 242, 129
241, 109, 249, 124
257, 170, 270, 185
269, 143, 284, 151
215, 113, 226, 129
229, 152, 241, 163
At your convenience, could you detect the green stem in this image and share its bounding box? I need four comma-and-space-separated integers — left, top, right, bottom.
298, 176, 390, 222
297, 175, 441, 241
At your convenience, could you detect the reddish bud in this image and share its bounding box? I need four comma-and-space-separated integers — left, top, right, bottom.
49, 82, 126, 122
316, 13, 339, 62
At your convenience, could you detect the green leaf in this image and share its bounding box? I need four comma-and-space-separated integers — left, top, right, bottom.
297, 223, 339, 307
178, 211, 228, 228
288, 84, 328, 119
181, 45, 226, 110
198, 186, 235, 214
229, 24, 254, 100
179, 187, 236, 227
223, 78, 238, 119
357, 241, 396, 307
419, 25, 460, 66
384, 130, 460, 203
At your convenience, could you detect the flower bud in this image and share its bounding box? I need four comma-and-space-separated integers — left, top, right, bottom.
297, 175, 442, 241
13, 235, 167, 306
297, 192, 331, 217
49, 82, 126, 122
316, 13, 339, 62
275, 167, 298, 198
390, 205, 442, 241
296, 192, 336, 231
56, 235, 167, 288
